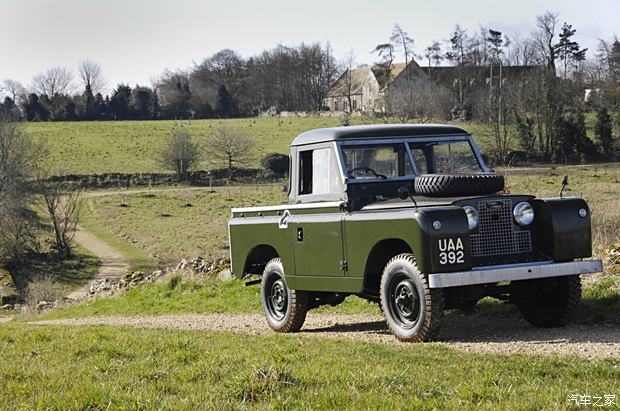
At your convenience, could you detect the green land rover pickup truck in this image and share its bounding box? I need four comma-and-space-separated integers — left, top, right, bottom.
228, 124, 603, 342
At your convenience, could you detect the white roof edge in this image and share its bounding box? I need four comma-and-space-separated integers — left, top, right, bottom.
232, 201, 343, 213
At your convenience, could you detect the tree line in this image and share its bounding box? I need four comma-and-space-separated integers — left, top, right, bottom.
0, 42, 339, 121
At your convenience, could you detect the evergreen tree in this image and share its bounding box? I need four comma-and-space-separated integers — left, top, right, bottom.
216, 84, 235, 118
62, 99, 78, 121
130, 86, 154, 119
81, 85, 96, 120
555, 23, 587, 78
595, 108, 614, 155
22, 93, 49, 121
109, 84, 132, 120
93, 93, 107, 120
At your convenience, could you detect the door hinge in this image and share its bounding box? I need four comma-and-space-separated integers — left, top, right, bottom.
339, 260, 348, 271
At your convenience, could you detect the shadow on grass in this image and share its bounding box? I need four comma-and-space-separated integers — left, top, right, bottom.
9, 251, 100, 294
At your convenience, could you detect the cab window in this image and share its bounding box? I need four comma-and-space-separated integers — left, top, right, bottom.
409, 140, 482, 174
341, 143, 414, 179
299, 148, 341, 195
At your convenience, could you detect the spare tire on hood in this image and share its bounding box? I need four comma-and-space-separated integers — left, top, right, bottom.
414, 173, 505, 197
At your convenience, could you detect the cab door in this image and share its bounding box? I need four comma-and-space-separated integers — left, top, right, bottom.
289, 144, 346, 279
289, 209, 345, 278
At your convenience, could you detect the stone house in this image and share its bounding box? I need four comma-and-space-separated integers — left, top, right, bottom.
323, 63, 407, 113
324, 59, 537, 114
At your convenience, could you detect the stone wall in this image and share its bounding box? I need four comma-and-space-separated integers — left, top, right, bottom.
43, 168, 283, 189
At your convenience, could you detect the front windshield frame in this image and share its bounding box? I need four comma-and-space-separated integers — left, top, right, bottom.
336, 135, 488, 182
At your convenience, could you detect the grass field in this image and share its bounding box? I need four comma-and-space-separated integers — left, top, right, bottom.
83, 184, 286, 266
0, 323, 618, 409
26, 118, 500, 175
26, 118, 341, 174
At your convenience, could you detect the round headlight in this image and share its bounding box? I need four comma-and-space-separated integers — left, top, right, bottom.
513, 202, 534, 225
463, 206, 478, 230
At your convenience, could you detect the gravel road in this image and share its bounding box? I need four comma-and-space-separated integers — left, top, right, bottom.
31, 311, 620, 359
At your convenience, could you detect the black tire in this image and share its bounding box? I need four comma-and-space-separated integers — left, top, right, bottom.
261, 258, 308, 333
513, 275, 581, 327
414, 173, 504, 197
380, 254, 444, 342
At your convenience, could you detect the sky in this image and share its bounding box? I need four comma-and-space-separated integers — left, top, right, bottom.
0, 0, 618, 94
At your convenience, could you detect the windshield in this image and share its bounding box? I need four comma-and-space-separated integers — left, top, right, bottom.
409, 140, 482, 174
341, 143, 414, 179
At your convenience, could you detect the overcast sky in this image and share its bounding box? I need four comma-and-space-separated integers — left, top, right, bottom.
1, 0, 618, 94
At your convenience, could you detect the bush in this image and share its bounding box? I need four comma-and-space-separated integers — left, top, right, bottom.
25, 276, 64, 307
260, 153, 289, 176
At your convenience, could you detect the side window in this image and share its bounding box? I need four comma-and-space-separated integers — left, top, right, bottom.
299, 148, 340, 195
299, 151, 313, 194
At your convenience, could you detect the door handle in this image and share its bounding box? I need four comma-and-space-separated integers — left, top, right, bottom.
297, 227, 303, 242
278, 210, 290, 229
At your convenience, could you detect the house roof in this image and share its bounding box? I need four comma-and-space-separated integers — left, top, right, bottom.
325, 62, 412, 98
325, 68, 371, 98
372, 62, 407, 91
291, 124, 469, 146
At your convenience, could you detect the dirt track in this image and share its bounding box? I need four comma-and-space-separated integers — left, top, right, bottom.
66, 227, 130, 300
31, 311, 620, 359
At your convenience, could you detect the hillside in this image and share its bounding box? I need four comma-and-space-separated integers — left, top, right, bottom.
26, 118, 503, 175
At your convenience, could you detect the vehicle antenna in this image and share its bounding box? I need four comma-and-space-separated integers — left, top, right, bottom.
560, 175, 569, 198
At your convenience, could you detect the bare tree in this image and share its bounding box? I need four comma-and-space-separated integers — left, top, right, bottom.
78, 60, 105, 94
386, 79, 452, 123
506, 36, 538, 66
31, 67, 74, 119
0, 115, 40, 263
39, 183, 82, 259
391, 24, 415, 79
535, 11, 559, 72
1, 79, 26, 103
204, 123, 255, 180
341, 49, 357, 112
160, 128, 201, 180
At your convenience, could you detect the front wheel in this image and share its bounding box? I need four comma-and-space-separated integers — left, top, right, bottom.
380, 254, 444, 342
261, 258, 308, 333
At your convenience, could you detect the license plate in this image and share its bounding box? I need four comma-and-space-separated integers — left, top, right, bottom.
436, 237, 465, 266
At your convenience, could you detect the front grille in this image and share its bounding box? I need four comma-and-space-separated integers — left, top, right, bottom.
470, 199, 532, 257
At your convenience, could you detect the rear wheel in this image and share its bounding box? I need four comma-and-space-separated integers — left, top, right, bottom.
380, 254, 444, 342
261, 258, 308, 332
513, 275, 581, 327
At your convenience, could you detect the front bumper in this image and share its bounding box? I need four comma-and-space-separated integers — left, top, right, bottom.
428, 260, 603, 288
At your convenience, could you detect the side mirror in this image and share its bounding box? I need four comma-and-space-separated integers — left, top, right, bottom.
397, 186, 411, 200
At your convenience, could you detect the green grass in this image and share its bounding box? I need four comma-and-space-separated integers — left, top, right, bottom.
25, 118, 503, 175
82, 184, 287, 266
37, 276, 380, 320
25, 118, 342, 174
0, 323, 618, 409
